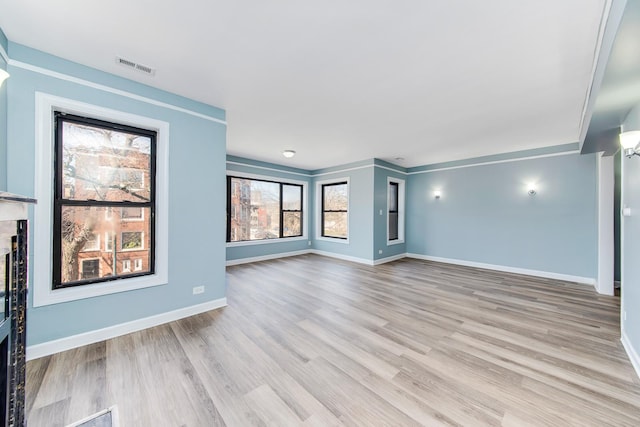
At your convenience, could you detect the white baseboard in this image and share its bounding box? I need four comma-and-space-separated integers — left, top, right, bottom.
406, 253, 596, 285
226, 248, 407, 267
621, 332, 640, 380
373, 253, 407, 265
226, 250, 311, 266
26, 297, 227, 360
310, 249, 374, 265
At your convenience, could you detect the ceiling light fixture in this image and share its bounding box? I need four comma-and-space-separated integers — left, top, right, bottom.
282, 150, 296, 158
0, 69, 9, 87
620, 131, 640, 158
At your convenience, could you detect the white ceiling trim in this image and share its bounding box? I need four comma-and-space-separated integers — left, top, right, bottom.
578, 0, 614, 138
227, 159, 409, 177
407, 149, 581, 175
226, 160, 311, 177
8, 58, 227, 125
228, 149, 582, 178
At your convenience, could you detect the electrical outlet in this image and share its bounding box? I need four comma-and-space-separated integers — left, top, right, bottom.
308, 241, 311, 246
378, 249, 383, 254
193, 285, 205, 295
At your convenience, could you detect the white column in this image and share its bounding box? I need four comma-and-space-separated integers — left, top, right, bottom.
597, 153, 614, 295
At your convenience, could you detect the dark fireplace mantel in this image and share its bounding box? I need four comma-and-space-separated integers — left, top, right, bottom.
1, 192, 35, 427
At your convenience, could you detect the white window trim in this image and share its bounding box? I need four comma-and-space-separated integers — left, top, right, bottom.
225, 170, 308, 247
387, 177, 405, 245
33, 92, 169, 307
134, 258, 143, 271
316, 177, 350, 244
122, 259, 131, 273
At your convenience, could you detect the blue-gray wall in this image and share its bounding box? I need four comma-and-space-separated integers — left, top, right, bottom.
226, 158, 402, 264
5, 42, 227, 345
0, 27, 8, 191
621, 104, 640, 369
312, 160, 375, 261
406, 152, 598, 279
373, 160, 406, 260
226, 156, 312, 261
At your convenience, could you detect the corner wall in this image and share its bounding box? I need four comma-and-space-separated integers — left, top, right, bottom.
225, 156, 312, 264
311, 160, 375, 263
373, 160, 407, 261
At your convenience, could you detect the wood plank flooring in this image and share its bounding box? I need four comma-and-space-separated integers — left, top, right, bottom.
26, 255, 640, 426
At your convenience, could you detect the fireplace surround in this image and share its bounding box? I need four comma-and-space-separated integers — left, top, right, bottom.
1, 192, 35, 426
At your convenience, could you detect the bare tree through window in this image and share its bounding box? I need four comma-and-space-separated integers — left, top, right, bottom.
53, 113, 155, 288
227, 177, 303, 242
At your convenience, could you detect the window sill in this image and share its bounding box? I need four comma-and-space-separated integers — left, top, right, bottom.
33, 272, 168, 307
226, 235, 307, 247
387, 239, 405, 246
316, 236, 350, 244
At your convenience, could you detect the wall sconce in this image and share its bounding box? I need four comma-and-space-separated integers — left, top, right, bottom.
0, 69, 9, 87
527, 183, 536, 196
620, 131, 640, 158
434, 190, 441, 199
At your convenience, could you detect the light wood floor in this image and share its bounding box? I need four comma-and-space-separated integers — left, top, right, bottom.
26, 255, 640, 426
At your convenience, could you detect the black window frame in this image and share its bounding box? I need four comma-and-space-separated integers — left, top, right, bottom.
388, 181, 399, 241
52, 112, 157, 289
226, 176, 303, 242
321, 181, 348, 239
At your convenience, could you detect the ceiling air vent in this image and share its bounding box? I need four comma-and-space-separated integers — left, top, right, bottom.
115, 56, 156, 76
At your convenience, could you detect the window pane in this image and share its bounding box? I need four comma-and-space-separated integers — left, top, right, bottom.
323, 184, 348, 211
389, 212, 398, 240
60, 205, 151, 284
283, 212, 301, 237
323, 212, 348, 238
229, 178, 280, 241
62, 121, 152, 202
389, 183, 398, 211
283, 185, 301, 210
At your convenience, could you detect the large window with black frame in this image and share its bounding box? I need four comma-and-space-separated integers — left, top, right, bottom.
321, 181, 348, 239
53, 112, 156, 289
227, 176, 303, 242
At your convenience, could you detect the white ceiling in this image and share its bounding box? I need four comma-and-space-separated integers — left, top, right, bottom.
0, 0, 609, 169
